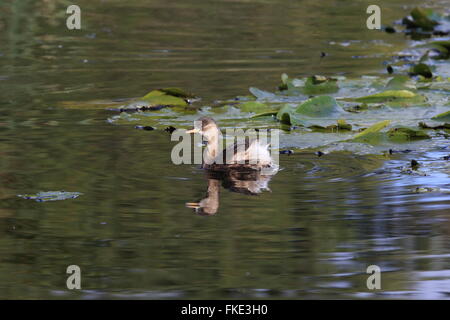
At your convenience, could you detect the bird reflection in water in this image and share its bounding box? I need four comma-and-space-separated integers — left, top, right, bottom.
186, 170, 276, 215
184, 116, 279, 215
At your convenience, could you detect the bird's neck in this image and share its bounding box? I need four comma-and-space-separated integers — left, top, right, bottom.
204, 131, 221, 164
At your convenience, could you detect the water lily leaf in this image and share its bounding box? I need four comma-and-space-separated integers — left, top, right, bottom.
141, 89, 188, 107
403, 7, 439, 31
18, 191, 82, 202
419, 121, 450, 130
300, 76, 339, 95
238, 101, 275, 113
276, 96, 342, 126
387, 126, 431, 141
117, 101, 169, 112
249, 87, 277, 100
385, 76, 416, 90
310, 120, 352, 132
417, 81, 450, 91
413, 187, 450, 193
409, 63, 433, 78
432, 110, 450, 121
351, 120, 391, 143
345, 90, 426, 106
251, 110, 278, 118
158, 87, 196, 99
295, 96, 343, 117
108, 112, 166, 127
276, 104, 305, 126
421, 42, 450, 59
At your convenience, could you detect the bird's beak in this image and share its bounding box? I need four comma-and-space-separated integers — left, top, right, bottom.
186, 128, 200, 134
186, 202, 201, 209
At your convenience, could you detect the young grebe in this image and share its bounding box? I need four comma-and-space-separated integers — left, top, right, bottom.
186, 117, 278, 173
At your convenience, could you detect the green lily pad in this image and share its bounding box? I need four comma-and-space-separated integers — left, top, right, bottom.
409, 63, 433, 78
310, 120, 353, 132
108, 112, 167, 127
345, 90, 426, 106
404, 7, 439, 31
278, 74, 339, 95
276, 104, 302, 125
238, 101, 275, 113
351, 120, 391, 144
276, 96, 342, 126
141, 89, 188, 107
432, 110, 450, 121
251, 110, 278, 118
300, 76, 339, 95
157, 87, 196, 99
427, 43, 449, 59
419, 121, 450, 130
295, 96, 342, 117
387, 126, 431, 141
385, 76, 416, 90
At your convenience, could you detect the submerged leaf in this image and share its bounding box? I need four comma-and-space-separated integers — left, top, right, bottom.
18, 191, 82, 202
58, 100, 124, 110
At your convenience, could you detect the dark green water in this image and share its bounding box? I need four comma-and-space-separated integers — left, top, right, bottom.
1, 0, 450, 299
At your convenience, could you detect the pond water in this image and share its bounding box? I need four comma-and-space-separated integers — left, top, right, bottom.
0, 0, 450, 299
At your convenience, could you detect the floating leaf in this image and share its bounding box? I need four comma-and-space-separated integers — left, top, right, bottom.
276, 96, 342, 126
251, 110, 278, 118
403, 7, 439, 31
301, 76, 339, 95
108, 112, 166, 127
249, 87, 277, 100
351, 120, 391, 143
419, 121, 450, 130
413, 187, 450, 193
409, 63, 433, 78
141, 89, 188, 107
310, 120, 352, 132
432, 110, 450, 121
276, 104, 302, 125
422, 42, 450, 59
387, 127, 431, 141
238, 101, 275, 113
385, 75, 416, 90
345, 90, 426, 106
295, 96, 342, 117
158, 87, 196, 99
18, 191, 82, 202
